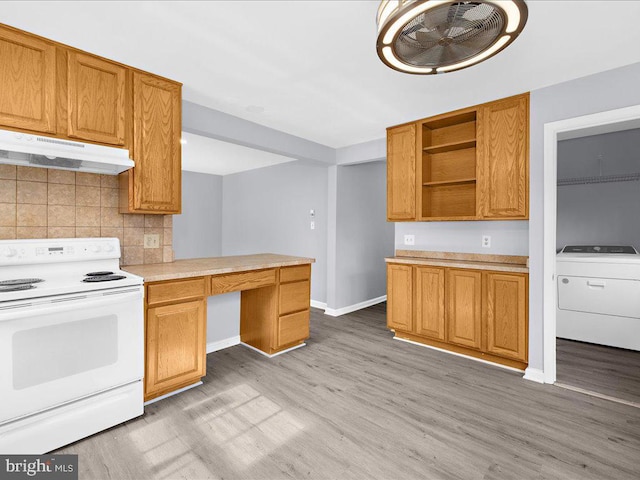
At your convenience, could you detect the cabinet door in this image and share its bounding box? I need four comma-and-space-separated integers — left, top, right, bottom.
131, 72, 181, 213
447, 269, 482, 349
415, 266, 445, 340
145, 299, 206, 400
387, 124, 416, 221
67, 52, 126, 145
485, 273, 527, 362
478, 94, 529, 219
387, 264, 413, 332
0, 26, 56, 133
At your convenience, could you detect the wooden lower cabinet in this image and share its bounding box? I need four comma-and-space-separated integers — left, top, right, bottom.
145, 298, 206, 401
446, 269, 482, 350
240, 265, 311, 355
387, 263, 528, 369
386, 264, 413, 332
415, 266, 445, 340
485, 272, 528, 362
143, 264, 313, 401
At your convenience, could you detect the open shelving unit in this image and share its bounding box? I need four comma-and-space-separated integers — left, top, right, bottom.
419, 110, 478, 220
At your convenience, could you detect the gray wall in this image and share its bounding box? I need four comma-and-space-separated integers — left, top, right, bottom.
557, 129, 640, 250
173, 171, 238, 346
329, 162, 394, 310
529, 61, 640, 370
395, 221, 529, 256
221, 161, 329, 303
173, 171, 223, 258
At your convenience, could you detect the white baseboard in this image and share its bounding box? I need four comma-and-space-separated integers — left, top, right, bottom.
241, 342, 306, 358
206, 335, 240, 354
310, 300, 327, 310
523, 367, 546, 384
324, 295, 387, 317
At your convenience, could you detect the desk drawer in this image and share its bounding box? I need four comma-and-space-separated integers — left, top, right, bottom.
279, 280, 310, 315
211, 269, 277, 295
280, 264, 311, 283
147, 277, 207, 306
278, 310, 309, 347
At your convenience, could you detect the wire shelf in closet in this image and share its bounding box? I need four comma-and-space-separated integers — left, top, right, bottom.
557, 173, 640, 186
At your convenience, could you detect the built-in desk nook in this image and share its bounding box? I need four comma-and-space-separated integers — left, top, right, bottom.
124, 254, 315, 402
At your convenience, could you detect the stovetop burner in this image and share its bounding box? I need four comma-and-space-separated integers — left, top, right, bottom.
0, 278, 44, 286
82, 275, 127, 283
0, 284, 36, 292
85, 271, 115, 277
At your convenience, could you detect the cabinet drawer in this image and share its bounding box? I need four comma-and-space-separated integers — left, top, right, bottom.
211, 269, 276, 295
280, 264, 311, 283
278, 310, 309, 347
279, 281, 310, 315
147, 277, 207, 306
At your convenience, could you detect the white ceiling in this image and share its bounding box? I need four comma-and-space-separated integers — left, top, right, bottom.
3, 1, 640, 148
181, 132, 295, 175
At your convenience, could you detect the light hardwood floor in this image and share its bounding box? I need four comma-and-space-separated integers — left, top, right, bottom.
557, 338, 640, 404
57, 304, 640, 479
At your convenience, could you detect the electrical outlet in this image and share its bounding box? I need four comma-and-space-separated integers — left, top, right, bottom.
404, 234, 415, 246
144, 234, 160, 249
482, 235, 491, 248
310, 221, 315, 230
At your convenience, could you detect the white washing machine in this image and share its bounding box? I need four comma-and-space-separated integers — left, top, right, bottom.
556, 245, 640, 351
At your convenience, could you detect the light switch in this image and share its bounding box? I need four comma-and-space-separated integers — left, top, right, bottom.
310, 221, 315, 230
404, 234, 415, 246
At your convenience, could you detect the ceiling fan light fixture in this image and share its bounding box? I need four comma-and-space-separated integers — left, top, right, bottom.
376, 0, 528, 75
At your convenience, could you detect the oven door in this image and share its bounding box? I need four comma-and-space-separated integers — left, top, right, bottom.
0, 287, 143, 425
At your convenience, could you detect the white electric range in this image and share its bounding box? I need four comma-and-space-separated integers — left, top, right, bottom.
0, 238, 144, 454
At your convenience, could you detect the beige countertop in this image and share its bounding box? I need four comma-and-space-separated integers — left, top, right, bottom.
123, 253, 315, 282
386, 250, 528, 273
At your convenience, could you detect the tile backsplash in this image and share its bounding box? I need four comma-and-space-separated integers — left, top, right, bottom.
0, 165, 173, 266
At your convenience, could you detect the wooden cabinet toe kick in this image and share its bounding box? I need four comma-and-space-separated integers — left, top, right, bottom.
394, 331, 527, 371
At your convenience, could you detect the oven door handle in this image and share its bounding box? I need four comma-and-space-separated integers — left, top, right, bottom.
0, 289, 143, 322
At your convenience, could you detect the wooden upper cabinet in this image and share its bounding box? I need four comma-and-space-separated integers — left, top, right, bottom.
387, 124, 416, 221
446, 269, 482, 350
129, 72, 181, 213
484, 272, 527, 362
67, 52, 126, 145
478, 93, 529, 219
0, 25, 56, 133
415, 266, 445, 340
387, 264, 413, 332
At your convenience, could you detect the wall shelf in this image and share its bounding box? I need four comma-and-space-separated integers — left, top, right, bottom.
420, 110, 477, 219
423, 139, 476, 154
423, 178, 476, 187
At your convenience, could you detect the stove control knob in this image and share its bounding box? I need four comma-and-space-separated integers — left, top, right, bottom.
1, 247, 17, 258
89, 245, 102, 253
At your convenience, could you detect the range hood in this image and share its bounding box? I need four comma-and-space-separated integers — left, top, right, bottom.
0, 129, 133, 175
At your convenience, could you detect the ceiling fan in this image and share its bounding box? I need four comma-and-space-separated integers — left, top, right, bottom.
376, 0, 528, 74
